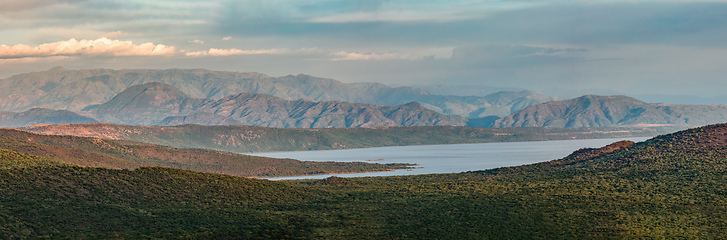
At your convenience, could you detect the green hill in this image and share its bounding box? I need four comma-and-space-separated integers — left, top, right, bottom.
0, 148, 68, 169
0, 149, 322, 238
4, 123, 727, 238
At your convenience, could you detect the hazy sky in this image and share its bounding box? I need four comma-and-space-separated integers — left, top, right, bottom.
1, 0, 726, 96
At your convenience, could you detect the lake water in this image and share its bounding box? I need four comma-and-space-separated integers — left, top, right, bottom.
251, 137, 650, 180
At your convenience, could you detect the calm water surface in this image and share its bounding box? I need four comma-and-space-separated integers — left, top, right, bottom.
251, 137, 650, 180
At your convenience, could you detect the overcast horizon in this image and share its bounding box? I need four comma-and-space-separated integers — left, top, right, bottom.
2, 0, 727, 97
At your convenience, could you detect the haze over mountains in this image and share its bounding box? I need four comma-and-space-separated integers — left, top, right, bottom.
0, 108, 97, 128
83, 82, 465, 127
0, 67, 552, 118
2, 67, 727, 129
493, 95, 727, 128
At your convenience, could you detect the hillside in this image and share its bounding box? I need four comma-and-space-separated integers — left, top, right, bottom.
0, 129, 409, 177
494, 95, 727, 128
0, 67, 554, 117
5, 123, 727, 238
0, 108, 97, 128
20, 122, 669, 153
0, 150, 323, 238
84, 82, 465, 127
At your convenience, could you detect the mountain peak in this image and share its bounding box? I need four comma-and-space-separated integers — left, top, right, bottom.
48, 66, 67, 72
576, 94, 642, 102
87, 82, 209, 125
495, 94, 727, 128
117, 82, 191, 100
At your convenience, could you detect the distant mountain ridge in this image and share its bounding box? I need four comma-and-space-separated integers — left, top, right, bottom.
0, 67, 554, 117
85, 82, 466, 127
0, 108, 97, 128
494, 95, 727, 128
86, 82, 211, 125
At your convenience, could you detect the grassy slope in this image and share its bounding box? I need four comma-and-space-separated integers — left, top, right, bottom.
0, 129, 410, 177
0, 150, 323, 239
20, 123, 674, 153
4, 124, 727, 238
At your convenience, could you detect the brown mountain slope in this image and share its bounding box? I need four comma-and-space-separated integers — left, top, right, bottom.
160, 93, 465, 128
86, 82, 466, 127
87, 82, 210, 125
494, 95, 727, 128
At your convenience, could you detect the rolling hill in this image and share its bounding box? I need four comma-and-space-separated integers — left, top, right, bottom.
494, 95, 727, 128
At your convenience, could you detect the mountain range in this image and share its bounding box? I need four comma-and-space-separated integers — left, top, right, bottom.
493, 95, 727, 128
0, 67, 553, 118
3, 67, 727, 129
82, 82, 465, 127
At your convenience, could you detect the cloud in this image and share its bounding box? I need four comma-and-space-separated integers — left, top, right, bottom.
222, 36, 232, 41
189, 39, 205, 44
101, 31, 122, 38
451, 45, 587, 61
185, 48, 289, 56
331, 51, 416, 61
0, 37, 176, 59
308, 10, 473, 23
305, 1, 539, 24
1, 0, 83, 12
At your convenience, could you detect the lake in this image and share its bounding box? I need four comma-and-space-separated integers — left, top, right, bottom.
251, 137, 650, 180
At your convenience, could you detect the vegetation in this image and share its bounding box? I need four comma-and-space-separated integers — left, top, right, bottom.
0, 129, 410, 177
3, 123, 727, 238
21, 123, 673, 153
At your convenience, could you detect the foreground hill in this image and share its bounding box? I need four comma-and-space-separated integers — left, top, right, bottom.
0, 150, 322, 238
20, 122, 668, 153
0, 129, 408, 177
0, 108, 97, 128
83, 82, 465, 127
5, 122, 727, 238
494, 95, 727, 128
0, 67, 554, 117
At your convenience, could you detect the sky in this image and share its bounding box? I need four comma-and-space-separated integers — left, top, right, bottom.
1, 0, 727, 97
